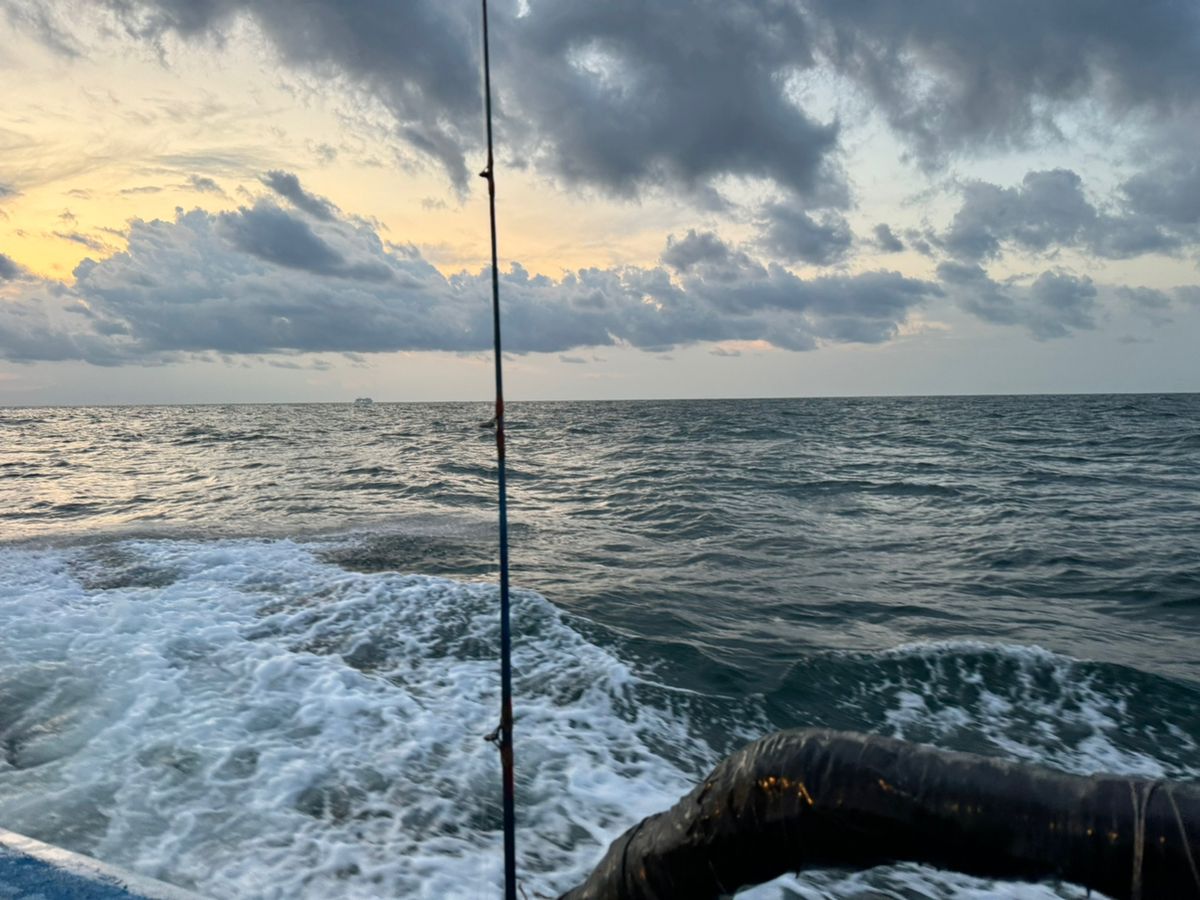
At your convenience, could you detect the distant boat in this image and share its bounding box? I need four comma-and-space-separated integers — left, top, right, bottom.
353, 397, 373, 407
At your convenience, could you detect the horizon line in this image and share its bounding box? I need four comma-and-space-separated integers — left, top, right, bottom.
2, 389, 1198, 409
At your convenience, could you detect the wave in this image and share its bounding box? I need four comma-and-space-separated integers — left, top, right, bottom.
1, 536, 1197, 898
767, 639, 1200, 780
0, 536, 735, 899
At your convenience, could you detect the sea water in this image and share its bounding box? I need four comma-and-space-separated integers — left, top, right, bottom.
1, 396, 1198, 898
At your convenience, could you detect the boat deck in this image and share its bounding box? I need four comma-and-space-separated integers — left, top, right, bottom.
0, 828, 205, 899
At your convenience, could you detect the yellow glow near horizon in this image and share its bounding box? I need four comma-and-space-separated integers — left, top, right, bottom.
5, 6, 1191, 299
0, 9, 947, 291
0, 12, 692, 286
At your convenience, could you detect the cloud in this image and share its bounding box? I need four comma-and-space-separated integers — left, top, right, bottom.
755, 204, 852, 266
17, 0, 1200, 239
942, 170, 1097, 261
215, 201, 393, 282
53, 230, 107, 250
0, 183, 20, 200
260, 169, 336, 221
0, 253, 24, 280
904, 230, 935, 257
872, 224, 904, 253
100, 1, 488, 190
937, 261, 1097, 339
90, 0, 845, 207
265, 356, 332, 371
939, 168, 1184, 262
0, 193, 939, 364
1028, 271, 1099, 338
808, 0, 1200, 167
311, 142, 337, 165
1120, 156, 1200, 229
509, 1, 843, 204
187, 174, 225, 195
215, 202, 345, 272
662, 230, 734, 273
0, 279, 129, 365
1115, 286, 1173, 325
0, 0, 83, 57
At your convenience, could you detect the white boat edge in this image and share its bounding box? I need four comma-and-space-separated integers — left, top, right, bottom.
0, 826, 209, 899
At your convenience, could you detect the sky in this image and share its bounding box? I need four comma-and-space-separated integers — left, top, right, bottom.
0, 1, 1198, 404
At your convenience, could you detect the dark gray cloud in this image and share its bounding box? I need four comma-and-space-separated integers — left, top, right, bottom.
937, 261, 1097, 340
511, 1, 842, 204
1116, 286, 1173, 326
1085, 212, 1180, 260
904, 230, 935, 257
187, 174, 224, 195
872, 224, 904, 253
808, 0, 1200, 167
0, 275, 131, 365
1028, 271, 1098, 338
1116, 286, 1172, 310
0, 183, 19, 200
940, 168, 1184, 263
87, 0, 845, 207
0, 199, 939, 364
15, 0, 1200, 237
942, 170, 1097, 261
936, 262, 1018, 327
1121, 157, 1200, 229
666, 214, 853, 278
100, 0, 481, 188
661, 230, 734, 273
216, 202, 343, 271
0, 252, 23, 280
755, 204, 852, 266
53, 230, 107, 250
215, 201, 392, 281
260, 170, 336, 220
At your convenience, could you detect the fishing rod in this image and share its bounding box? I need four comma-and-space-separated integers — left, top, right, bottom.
478, 0, 518, 898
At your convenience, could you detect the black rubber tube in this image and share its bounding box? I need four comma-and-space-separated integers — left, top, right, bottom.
560, 729, 1200, 899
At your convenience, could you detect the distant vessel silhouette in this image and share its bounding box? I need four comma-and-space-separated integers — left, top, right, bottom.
353, 397, 373, 407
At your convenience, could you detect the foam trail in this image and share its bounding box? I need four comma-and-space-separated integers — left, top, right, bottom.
0, 539, 1191, 899
871, 640, 1200, 778
0, 538, 710, 898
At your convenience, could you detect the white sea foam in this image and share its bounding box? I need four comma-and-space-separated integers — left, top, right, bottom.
871, 639, 1200, 779
0, 538, 705, 898
0, 542, 1186, 899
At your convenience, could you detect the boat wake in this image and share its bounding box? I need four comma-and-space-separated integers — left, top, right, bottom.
0, 535, 1195, 898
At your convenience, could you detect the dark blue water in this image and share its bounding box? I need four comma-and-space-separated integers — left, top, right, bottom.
1, 395, 1198, 898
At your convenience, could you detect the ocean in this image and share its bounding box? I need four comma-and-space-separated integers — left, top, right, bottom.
1, 395, 1198, 898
